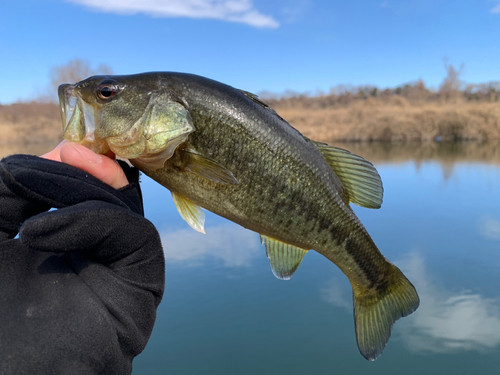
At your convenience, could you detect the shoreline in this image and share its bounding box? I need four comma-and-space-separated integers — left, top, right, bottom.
1, 99, 499, 158
3, 140, 500, 167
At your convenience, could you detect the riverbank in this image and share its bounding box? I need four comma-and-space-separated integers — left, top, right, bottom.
0, 102, 61, 144
1, 97, 499, 152
269, 98, 500, 143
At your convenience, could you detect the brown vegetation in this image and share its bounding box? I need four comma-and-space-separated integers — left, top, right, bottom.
1, 62, 499, 160
263, 63, 500, 143
0, 102, 61, 144
0, 59, 113, 158
269, 99, 500, 143
1, 92, 500, 159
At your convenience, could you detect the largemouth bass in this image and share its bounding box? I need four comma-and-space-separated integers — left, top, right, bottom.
58, 72, 419, 360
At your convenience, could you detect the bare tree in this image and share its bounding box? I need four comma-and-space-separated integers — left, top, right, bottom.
439, 60, 464, 101
41, 58, 113, 102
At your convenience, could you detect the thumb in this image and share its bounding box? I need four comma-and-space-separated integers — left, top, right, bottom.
60, 143, 129, 189
43, 141, 129, 189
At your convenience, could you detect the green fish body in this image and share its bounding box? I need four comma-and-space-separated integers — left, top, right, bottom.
58, 72, 419, 360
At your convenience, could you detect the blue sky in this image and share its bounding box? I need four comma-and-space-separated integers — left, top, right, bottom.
1, 0, 499, 104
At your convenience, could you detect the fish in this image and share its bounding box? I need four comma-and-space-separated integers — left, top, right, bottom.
58, 72, 419, 361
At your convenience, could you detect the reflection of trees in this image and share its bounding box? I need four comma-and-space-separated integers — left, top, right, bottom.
337, 141, 500, 167
440, 163, 455, 181
335, 141, 500, 181
4, 141, 500, 181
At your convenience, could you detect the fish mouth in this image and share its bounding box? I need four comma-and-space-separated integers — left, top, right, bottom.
58, 84, 108, 153
58, 84, 76, 135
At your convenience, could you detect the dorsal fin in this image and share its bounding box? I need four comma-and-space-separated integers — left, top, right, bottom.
260, 235, 309, 280
239, 90, 286, 122
308, 139, 383, 209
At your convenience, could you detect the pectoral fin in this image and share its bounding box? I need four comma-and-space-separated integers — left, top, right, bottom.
309, 139, 383, 209
171, 192, 205, 234
182, 150, 239, 185
260, 235, 309, 280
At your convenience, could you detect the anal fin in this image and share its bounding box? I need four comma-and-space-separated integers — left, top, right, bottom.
171, 192, 206, 234
260, 235, 309, 280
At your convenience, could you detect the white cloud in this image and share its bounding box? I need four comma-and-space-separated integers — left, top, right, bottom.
479, 215, 500, 240
67, 0, 280, 28
397, 252, 500, 353
492, 1, 500, 13
160, 223, 262, 266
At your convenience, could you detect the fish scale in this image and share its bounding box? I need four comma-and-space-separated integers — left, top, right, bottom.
58, 72, 419, 361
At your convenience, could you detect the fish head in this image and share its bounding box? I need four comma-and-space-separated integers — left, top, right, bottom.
58, 73, 195, 168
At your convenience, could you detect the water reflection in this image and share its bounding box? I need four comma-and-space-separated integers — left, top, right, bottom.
160, 224, 261, 267
339, 141, 500, 166
321, 251, 500, 354
321, 279, 351, 311
479, 215, 500, 241
397, 252, 500, 353
3, 140, 500, 183
3, 141, 500, 372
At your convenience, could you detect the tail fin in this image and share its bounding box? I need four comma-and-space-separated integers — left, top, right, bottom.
353, 264, 419, 361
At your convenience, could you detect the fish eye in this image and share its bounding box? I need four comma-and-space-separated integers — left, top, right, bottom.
97, 80, 118, 100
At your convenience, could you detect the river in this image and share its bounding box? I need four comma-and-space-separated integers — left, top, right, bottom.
2, 142, 500, 374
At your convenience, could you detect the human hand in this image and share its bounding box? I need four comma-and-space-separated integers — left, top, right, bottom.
0, 145, 165, 375
42, 140, 128, 189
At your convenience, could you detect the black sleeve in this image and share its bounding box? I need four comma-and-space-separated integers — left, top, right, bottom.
0, 155, 165, 375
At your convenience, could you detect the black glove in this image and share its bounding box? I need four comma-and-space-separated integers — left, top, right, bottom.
0, 155, 165, 375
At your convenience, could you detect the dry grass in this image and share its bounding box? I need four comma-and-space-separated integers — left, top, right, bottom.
1, 96, 499, 157
0, 102, 62, 144
0, 142, 59, 159
2, 100, 500, 168
271, 97, 500, 143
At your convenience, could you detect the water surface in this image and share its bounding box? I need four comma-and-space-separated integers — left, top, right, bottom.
2, 142, 499, 374
136, 142, 500, 375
